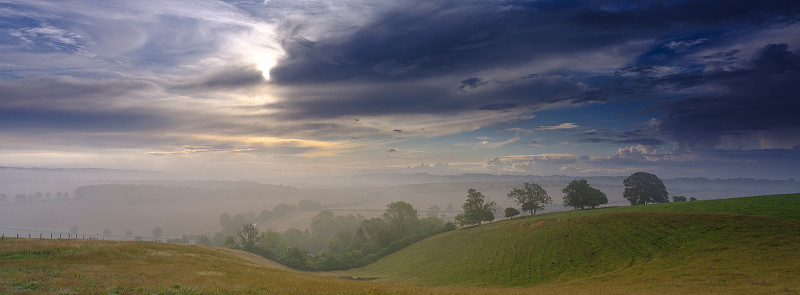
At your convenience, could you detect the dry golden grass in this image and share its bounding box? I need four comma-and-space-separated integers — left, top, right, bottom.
3, 232, 799, 294
4, 194, 800, 294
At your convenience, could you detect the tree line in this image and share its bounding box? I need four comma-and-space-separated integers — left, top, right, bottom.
0, 191, 71, 203
457, 172, 680, 224
199, 200, 454, 271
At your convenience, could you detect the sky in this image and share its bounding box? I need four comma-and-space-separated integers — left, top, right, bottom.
1, 0, 799, 181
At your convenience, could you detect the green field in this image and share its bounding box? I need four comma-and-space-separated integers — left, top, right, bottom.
526, 193, 800, 221
2, 194, 799, 294
341, 193, 800, 292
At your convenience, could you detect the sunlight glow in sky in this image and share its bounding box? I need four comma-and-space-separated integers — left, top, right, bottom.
1, 0, 799, 180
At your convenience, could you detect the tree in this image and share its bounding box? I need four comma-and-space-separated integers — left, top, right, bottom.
585, 187, 608, 209
507, 182, 551, 215
504, 207, 520, 218
0, 193, 6, 202
125, 230, 133, 236
224, 235, 236, 248
272, 203, 297, 217
310, 211, 338, 237
237, 223, 259, 250
297, 199, 321, 210
672, 195, 688, 202
689, 197, 698, 201
562, 179, 608, 210
426, 205, 441, 218
623, 172, 669, 205
383, 201, 419, 238
258, 209, 273, 222
15, 194, 27, 202
152, 227, 163, 239
196, 234, 212, 246
103, 228, 112, 236
454, 188, 497, 227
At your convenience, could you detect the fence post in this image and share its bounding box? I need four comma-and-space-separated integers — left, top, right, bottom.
2, 234, 4, 241
59, 233, 62, 239
40, 233, 42, 239
29, 234, 31, 239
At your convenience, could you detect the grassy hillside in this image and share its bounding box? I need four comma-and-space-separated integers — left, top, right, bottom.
527, 193, 800, 221
342, 194, 800, 292
3, 194, 799, 294
0, 239, 429, 295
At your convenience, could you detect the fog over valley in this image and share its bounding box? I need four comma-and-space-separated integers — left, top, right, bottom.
2, 166, 797, 242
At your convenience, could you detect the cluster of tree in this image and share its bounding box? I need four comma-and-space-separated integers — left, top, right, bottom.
0, 192, 71, 203
218, 199, 323, 235
458, 172, 681, 223
623, 172, 669, 205
205, 201, 454, 271
671, 195, 698, 202
501, 179, 609, 218
455, 189, 497, 226
507, 182, 552, 215
562, 179, 608, 210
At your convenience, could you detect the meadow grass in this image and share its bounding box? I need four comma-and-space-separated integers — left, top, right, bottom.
2, 193, 800, 294
340, 194, 800, 293
526, 193, 800, 221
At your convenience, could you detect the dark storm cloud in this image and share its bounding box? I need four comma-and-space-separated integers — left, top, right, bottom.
0, 108, 165, 132
266, 74, 586, 119
0, 77, 160, 106
172, 66, 267, 92
265, 0, 800, 122
661, 44, 799, 151
271, 0, 799, 83
571, 0, 800, 28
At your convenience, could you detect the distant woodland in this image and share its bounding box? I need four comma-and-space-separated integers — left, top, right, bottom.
73, 182, 298, 204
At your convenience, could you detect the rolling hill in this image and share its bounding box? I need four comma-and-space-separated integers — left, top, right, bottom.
341, 193, 800, 292
2, 194, 799, 294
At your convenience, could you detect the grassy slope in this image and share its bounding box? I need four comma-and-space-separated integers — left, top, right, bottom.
527, 193, 800, 221
2, 194, 799, 294
342, 194, 800, 293
0, 239, 434, 295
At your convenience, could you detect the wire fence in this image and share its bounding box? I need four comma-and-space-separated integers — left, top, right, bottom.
1, 232, 107, 241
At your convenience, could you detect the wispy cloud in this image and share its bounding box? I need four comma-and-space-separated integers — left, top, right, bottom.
537, 123, 579, 130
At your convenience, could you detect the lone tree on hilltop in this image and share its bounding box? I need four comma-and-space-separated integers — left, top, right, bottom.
504, 207, 520, 219
383, 201, 419, 238
455, 188, 497, 227
507, 182, 551, 215
623, 172, 669, 205
562, 179, 608, 210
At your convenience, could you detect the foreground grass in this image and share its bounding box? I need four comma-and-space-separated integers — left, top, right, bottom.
0, 239, 439, 295
3, 194, 800, 294
0, 239, 658, 295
